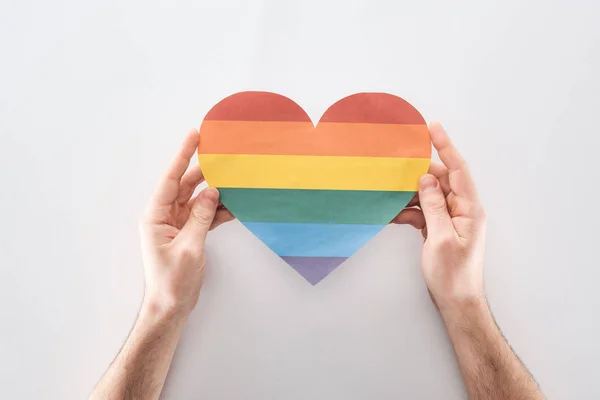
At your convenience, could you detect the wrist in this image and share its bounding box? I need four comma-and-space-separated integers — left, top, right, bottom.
437, 293, 490, 326
140, 295, 191, 325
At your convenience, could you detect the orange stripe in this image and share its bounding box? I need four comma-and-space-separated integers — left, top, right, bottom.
198, 121, 431, 158
204, 91, 311, 122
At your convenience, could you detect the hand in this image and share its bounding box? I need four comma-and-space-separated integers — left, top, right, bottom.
393, 122, 486, 312
139, 129, 234, 317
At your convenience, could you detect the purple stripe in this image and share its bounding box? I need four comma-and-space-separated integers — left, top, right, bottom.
281, 256, 348, 285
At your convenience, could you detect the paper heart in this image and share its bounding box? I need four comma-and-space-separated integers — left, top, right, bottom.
198, 92, 431, 284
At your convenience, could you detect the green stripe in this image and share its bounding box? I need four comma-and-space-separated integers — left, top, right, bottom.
218, 188, 415, 224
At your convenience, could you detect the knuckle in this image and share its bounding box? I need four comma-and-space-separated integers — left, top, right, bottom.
412, 215, 426, 230
191, 210, 212, 226
175, 246, 196, 265
438, 236, 455, 249
426, 198, 448, 216
431, 234, 456, 251
466, 201, 486, 221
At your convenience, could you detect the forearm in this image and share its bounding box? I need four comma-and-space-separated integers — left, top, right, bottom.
441, 298, 544, 400
90, 301, 187, 400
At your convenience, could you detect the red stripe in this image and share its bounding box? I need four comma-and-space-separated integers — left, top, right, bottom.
319, 93, 426, 124
204, 91, 311, 122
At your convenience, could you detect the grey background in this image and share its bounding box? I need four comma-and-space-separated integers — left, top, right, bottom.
1, 0, 599, 398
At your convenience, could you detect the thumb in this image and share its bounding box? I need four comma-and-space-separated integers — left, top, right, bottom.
178, 187, 219, 246
418, 174, 454, 238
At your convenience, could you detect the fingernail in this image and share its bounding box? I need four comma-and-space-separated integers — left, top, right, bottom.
419, 175, 438, 192
202, 187, 219, 204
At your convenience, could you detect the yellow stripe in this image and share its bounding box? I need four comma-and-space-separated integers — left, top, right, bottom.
198, 154, 430, 191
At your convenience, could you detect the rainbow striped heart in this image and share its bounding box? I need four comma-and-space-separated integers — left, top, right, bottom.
198, 92, 431, 284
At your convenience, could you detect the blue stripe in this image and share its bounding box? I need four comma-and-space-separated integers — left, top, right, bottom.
242, 222, 386, 257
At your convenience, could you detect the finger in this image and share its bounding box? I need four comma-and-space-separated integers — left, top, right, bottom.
177, 164, 205, 206
406, 193, 420, 208
175, 199, 231, 230
391, 208, 425, 229
429, 122, 478, 199
421, 226, 428, 239
408, 162, 451, 209
446, 192, 473, 218
429, 122, 464, 171
185, 193, 226, 210
150, 129, 199, 208
428, 289, 439, 309
176, 187, 219, 251
428, 162, 451, 196
418, 174, 455, 238
210, 208, 235, 230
